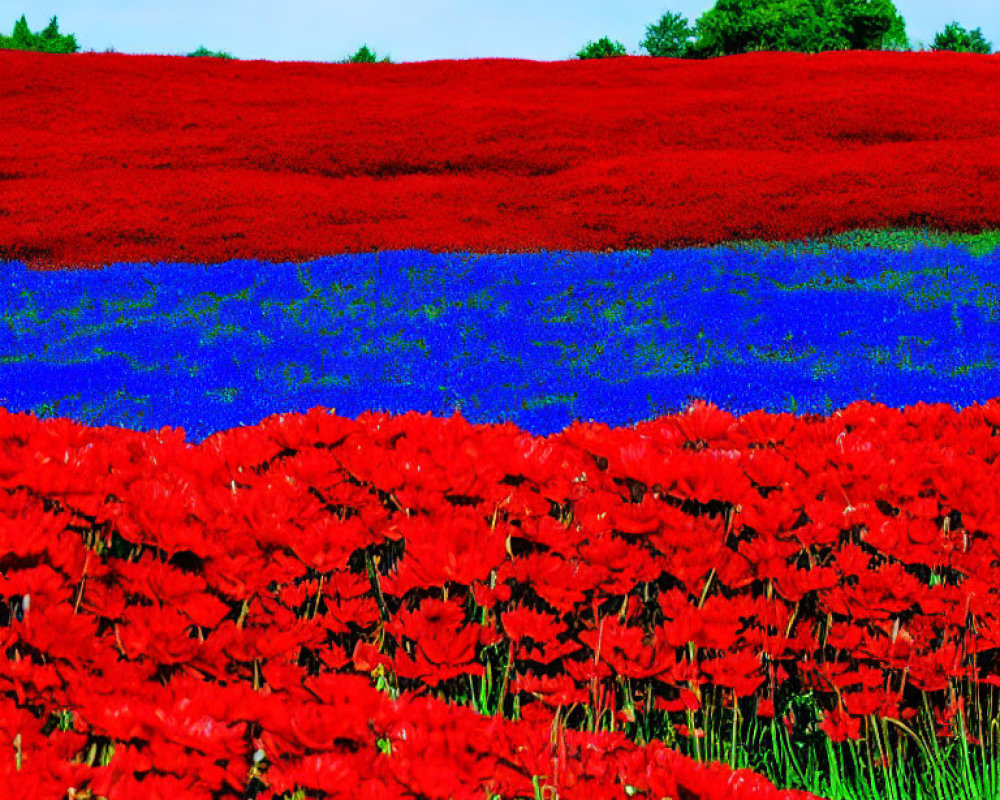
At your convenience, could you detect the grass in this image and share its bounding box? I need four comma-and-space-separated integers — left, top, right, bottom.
716, 227, 1000, 256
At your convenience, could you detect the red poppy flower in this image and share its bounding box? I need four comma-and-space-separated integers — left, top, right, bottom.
501, 606, 576, 663
387, 505, 507, 593
387, 598, 485, 686
266, 753, 361, 796
259, 676, 378, 757
117, 604, 206, 666
730, 409, 798, 450
470, 579, 512, 609
513, 672, 589, 708
655, 687, 701, 713
700, 650, 764, 697
14, 594, 99, 659
842, 687, 900, 719
773, 564, 839, 603
290, 514, 369, 574
511, 553, 592, 613
819, 705, 863, 742
577, 533, 657, 595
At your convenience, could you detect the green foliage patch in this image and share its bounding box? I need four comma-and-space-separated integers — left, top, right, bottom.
933, 22, 993, 54
576, 36, 628, 59
187, 45, 235, 59
342, 44, 393, 63
691, 0, 908, 57
640, 11, 697, 58
640, 0, 911, 58
0, 14, 77, 53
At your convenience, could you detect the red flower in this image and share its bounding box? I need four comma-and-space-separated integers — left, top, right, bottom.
577, 532, 657, 595
16, 597, 101, 662
658, 594, 741, 652
756, 697, 775, 719
2, 564, 71, 608
267, 753, 361, 796
317, 571, 381, 634
511, 553, 592, 613
0, 493, 66, 560
731, 409, 798, 450
513, 672, 589, 708
388, 598, 485, 686
290, 514, 369, 574
470, 579, 512, 609
387, 505, 507, 593
352, 640, 393, 674
258, 675, 379, 757
118, 604, 204, 666
701, 650, 764, 697
501, 606, 576, 663
117, 556, 230, 627
655, 687, 701, 713
819, 705, 862, 742
773, 564, 839, 602
842, 687, 900, 719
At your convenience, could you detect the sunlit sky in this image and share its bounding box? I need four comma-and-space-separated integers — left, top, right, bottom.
10, 1, 999, 61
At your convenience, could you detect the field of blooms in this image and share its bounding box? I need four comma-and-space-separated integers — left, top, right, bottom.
2, 51, 1000, 265
3, 48, 1000, 800
4, 399, 1000, 799
2, 246, 1000, 440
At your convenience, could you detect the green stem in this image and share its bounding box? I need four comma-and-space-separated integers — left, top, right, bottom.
365, 548, 390, 623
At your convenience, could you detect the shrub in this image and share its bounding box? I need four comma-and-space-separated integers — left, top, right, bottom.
0, 14, 78, 53
932, 22, 993, 54
576, 36, 628, 59
640, 11, 696, 58
187, 45, 235, 59
343, 44, 392, 63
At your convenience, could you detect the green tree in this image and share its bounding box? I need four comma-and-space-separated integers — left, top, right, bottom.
40, 16, 62, 44
576, 36, 628, 59
10, 13, 32, 48
187, 45, 235, 59
753, 0, 849, 52
690, 0, 795, 57
933, 22, 993, 54
344, 44, 392, 63
0, 14, 78, 53
836, 0, 908, 50
689, 0, 907, 57
640, 11, 696, 57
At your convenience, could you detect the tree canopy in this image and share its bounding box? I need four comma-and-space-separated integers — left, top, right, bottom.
933, 22, 993, 55
0, 14, 78, 53
640, 11, 696, 58
643, 0, 909, 58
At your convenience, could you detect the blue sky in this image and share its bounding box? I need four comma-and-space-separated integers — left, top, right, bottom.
9, 1, 999, 61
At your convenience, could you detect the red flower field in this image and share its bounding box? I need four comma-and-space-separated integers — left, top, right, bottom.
3, 399, 1000, 797
2, 50, 999, 267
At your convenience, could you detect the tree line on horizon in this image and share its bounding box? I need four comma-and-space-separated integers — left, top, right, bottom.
0, 7, 994, 61
577, 0, 994, 58
0, 14, 391, 62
